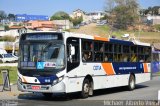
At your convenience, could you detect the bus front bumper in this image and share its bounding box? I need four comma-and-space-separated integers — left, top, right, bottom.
17, 80, 66, 93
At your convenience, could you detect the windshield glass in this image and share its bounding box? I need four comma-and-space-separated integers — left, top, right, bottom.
3, 54, 13, 58
20, 43, 65, 70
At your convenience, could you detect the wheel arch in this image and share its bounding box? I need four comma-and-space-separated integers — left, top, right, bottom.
130, 73, 136, 82
84, 75, 93, 85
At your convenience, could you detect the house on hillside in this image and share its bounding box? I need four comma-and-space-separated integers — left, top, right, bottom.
0, 26, 5, 31
25, 20, 56, 31
0, 26, 26, 38
52, 20, 73, 30
70, 9, 107, 23
70, 9, 86, 19
86, 11, 106, 22
147, 15, 160, 25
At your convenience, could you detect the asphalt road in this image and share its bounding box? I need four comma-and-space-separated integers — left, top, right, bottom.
2, 76, 159, 106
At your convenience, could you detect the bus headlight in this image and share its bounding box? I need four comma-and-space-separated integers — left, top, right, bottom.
52, 76, 64, 85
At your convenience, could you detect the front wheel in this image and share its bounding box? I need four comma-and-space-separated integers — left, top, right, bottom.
128, 74, 135, 90
81, 79, 90, 98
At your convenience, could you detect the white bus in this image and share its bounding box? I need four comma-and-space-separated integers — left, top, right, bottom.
17, 31, 151, 98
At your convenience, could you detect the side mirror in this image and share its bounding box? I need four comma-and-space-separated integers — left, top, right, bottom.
70, 44, 75, 56
69, 44, 75, 63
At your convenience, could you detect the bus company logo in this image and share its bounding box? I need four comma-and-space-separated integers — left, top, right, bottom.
93, 65, 101, 70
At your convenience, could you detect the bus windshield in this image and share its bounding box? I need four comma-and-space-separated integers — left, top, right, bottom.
19, 42, 65, 70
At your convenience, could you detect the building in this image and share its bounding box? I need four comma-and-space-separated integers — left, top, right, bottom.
0, 26, 26, 38
86, 11, 106, 22
147, 15, 160, 25
52, 20, 73, 30
25, 20, 56, 31
0, 26, 25, 52
0, 26, 5, 31
70, 9, 85, 19
9, 22, 23, 27
15, 14, 49, 22
70, 9, 106, 22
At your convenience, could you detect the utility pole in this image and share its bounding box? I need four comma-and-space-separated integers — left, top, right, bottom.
138, 15, 141, 40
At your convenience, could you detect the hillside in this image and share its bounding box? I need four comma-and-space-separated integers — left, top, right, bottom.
69, 23, 160, 44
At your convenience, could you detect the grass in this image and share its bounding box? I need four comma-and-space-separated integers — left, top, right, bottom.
0, 66, 17, 85
156, 71, 160, 76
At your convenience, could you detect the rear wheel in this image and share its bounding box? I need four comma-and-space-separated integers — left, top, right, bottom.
128, 74, 135, 90
81, 79, 90, 98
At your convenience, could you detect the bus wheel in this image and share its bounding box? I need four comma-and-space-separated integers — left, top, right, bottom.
81, 79, 90, 98
43, 93, 53, 98
128, 74, 135, 90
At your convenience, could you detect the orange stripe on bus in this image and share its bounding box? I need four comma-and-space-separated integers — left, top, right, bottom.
101, 63, 115, 75
94, 36, 109, 42
22, 76, 27, 83
143, 63, 148, 73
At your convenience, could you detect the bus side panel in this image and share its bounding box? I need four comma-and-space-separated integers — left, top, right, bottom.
93, 75, 130, 90
66, 77, 85, 93
65, 67, 84, 93
135, 73, 151, 84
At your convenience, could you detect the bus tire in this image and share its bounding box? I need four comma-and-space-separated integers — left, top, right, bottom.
128, 74, 135, 90
81, 79, 90, 98
43, 93, 53, 98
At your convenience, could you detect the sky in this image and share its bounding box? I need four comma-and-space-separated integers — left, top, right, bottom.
0, 0, 160, 16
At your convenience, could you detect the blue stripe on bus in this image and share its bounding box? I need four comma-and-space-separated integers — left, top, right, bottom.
110, 39, 134, 45
36, 75, 58, 84
112, 62, 144, 74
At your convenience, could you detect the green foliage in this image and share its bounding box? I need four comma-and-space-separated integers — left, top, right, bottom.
8, 13, 15, 21
96, 25, 110, 31
144, 6, 160, 15
4, 25, 9, 31
105, 0, 139, 29
0, 67, 17, 84
71, 16, 83, 26
100, 15, 108, 20
154, 24, 160, 31
0, 35, 16, 42
50, 11, 70, 20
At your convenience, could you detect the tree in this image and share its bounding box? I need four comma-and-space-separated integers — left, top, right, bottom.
144, 6, 160, 15
8, 13, 15, 21
104, 0, 139, 29
50, 11, 70, 20
71, 16, 83, 26
4, 25, 9, 31
0, 10, 7, 21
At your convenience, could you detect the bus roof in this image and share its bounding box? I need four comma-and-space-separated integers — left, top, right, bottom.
23, 31, 150, 47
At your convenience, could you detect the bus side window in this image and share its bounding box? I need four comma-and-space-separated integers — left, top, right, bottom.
93, 41, 104, 62
104, 53, 113, 62
82, 39, 93, 62
104, 43, 113, 62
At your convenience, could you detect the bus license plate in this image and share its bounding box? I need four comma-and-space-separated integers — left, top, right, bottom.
31, 85, 41, 90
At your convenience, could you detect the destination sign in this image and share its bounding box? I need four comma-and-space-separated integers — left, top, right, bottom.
26, 34, 58, 40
